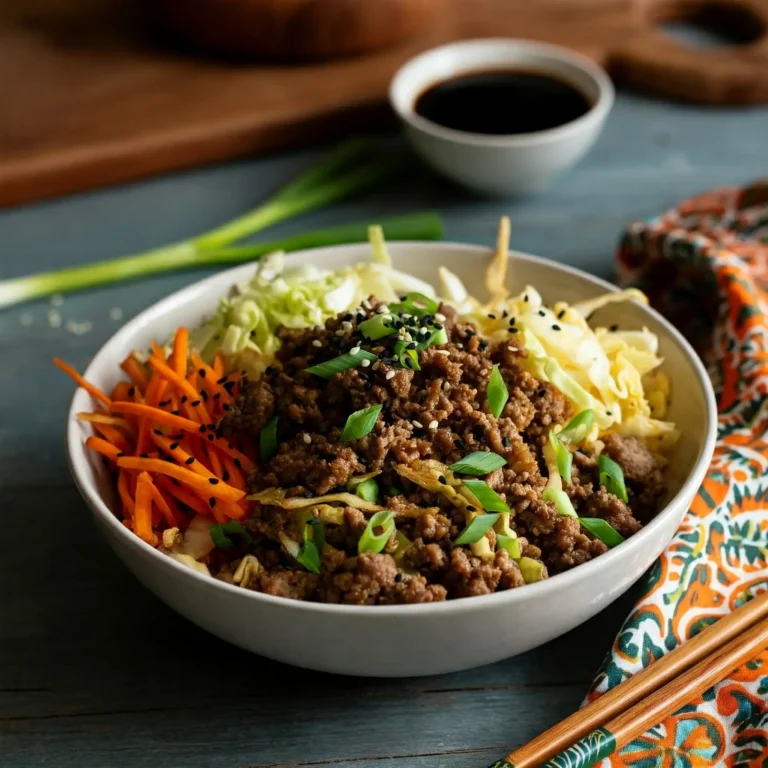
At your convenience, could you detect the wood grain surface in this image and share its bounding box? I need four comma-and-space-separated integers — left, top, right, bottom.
3, 0, 768, 207
0, 92, 766, 767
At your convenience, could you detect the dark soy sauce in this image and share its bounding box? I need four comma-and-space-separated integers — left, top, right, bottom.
414, 70, 592, 135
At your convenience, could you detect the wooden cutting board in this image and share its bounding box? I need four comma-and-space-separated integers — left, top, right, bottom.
3, 0, 768, 207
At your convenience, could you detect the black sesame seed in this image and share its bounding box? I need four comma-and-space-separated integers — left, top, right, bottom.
208, 478, 219, 485
207, 433, 214, 441
502, 309, 508, 318
217, 376, 227, 384
455, 439, 466, 450
213, 393, 221, 400
606, 410, 613, 416
488, 313, 496, 320
223, 471, 230, 482
479, 340, 488, 351
466, 329, 476, 336
502, 436, 511, 447
201, 390, 208, 401
224, 381, 236, 392
363, 381, 373, 390
170, 442, 179, 450
198, 369, 206, 378
171, 478, 180, 487
538, 388, 546, 397
181, 395, 188, 404
524, 294, 529, 302
438, 475, 447, 485
394, 573, 403, 583
265, 365, 277, 375
557, 309, 566, 320
610, 324, 619, 332
128, 387, 136, 397
171, 409, 181, 416
552, 324, 561, 331
508, 328, 518, 334
228, 443, 234, 450
209, 497, 216, 509
117, 451, 125, 458
538, 310, 546, 317
223, 403, 231, 412
233, 458, 241, 469
407, 342, 417, 350
191, 399, 201, 407
140, 453, 150, 459
466, 505, 477, 512
153, 428, 163, 436
158, 399, 170, 407
185, 457, 195, 465
199, 425, 206, 433
434, 323, 443, 331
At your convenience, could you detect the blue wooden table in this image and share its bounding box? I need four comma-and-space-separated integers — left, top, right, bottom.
2, 92, 767, 768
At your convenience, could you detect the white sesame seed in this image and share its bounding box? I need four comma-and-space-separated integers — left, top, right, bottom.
335, 329, 345, 337
372, 361, 381, 371
50, 294, 64, 308
362, 299, 372, 310
376, 304, 390, 314
442, 381, 452, 391
435, 313, 446, 323
20, 313, 33, 327
342, 320, 353, 331
312, 339, 322, 348
402, 313, 412, 320
507, 346, 518, 352
386, 370, 396, 380
350, 346, 360, 356
456, 342, 464, 349
418, 327, 429, 335
412, 420, 423, 429
302, 433, 312, 444
428, 420, 438, 430
109, 307, 124, 321
403, 332, 413, 342
360, 358, 371, 368
435, 349, 451, 356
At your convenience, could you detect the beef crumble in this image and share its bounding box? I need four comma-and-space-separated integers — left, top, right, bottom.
216, 299, 667, 604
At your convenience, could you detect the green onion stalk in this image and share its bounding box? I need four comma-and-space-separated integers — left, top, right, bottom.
0, 140, 443, 309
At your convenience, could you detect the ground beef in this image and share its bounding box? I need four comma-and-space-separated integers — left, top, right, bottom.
214, 297, 667, 603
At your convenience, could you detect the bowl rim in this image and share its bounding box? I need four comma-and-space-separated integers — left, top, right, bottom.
67, 241, 717, 617
388, 37, 615, 148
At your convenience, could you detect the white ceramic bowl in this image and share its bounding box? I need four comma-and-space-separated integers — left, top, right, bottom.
389, 39, 615, 196
66, 243, 716, 677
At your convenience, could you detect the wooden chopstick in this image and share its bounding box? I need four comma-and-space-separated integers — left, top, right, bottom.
536, 616, 768, 768
502, 589, 768, 768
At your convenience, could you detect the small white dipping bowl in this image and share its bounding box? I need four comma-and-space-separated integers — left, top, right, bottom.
66, 243, 715, 677
389, 39, 615, 196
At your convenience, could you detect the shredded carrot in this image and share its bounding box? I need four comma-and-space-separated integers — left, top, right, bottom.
190, 351, 233, 406
151, 433, 214, 480
148, 356, 210, 423
110, 402, 199, 432
134, 472, 154, 543
156, 486, 187, 528
111, 381, 133, 402
212, 352, 225, 378
148, 481, 182, 527
77, 412, 134, 432
119, 355, 150, 394
117, 457, 245, 503
213, 438, 256, 474
206, 443, 224, 477
117, 469, 135, 516
151, 340, 166, 359
85, 436, 122, 462
170, 327, 189, 378
156, 476, 211, 517
54, 358, 111, 407
90, 422, 132, 454
219, 450, 245, 491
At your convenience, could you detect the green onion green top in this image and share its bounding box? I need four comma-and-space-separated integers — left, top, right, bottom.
542, 487, 578, 518
487, 365, 509, 419
598, 454, 629, 502
390, 292, 439, 317
259, 415, 279, 464
306, 350, 378, 379
210, 521, 253, 550
579, 517, 625, 547
341, 404, 382, 442
355, 477, 379, 504
462, 479, 510, 513
496, 533, 521, 559
453, 513, 500, 546
449, 451, 507, 475
296, 516, 325, 574
548, 430, 573, 484
358, 510, 396, 555
557, 409, 595, 444
358, 315, 396, 341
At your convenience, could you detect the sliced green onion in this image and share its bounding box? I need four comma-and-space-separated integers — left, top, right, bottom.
579, 517, 625, 547
598, 455, 629, 502
393, 530, 413, 563
296, 516, 325, 574
306, 350, 377, 379
341, 404, 382, 442
496, 534, 521, 559
210, 521, 253, 550
394, 340, 421, 371
548, 430, 572, 484
487, 364, 509, 419
449, 451, 507, 476
390, 292, 439, 317
542, 488, 578, 518
359, 315, 396, 341
557, 409, 595, 444
417, 327, 448, 350
453, 513, 500, 546
355, 478, 379, 504
462, 479, 511, 512
358, 510, 396, 554
386, 486, 400, 498
518, 557, 546, 584
259, 416, 279, 463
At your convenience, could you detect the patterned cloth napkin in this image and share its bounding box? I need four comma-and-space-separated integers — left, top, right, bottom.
583, 178, 768, 767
